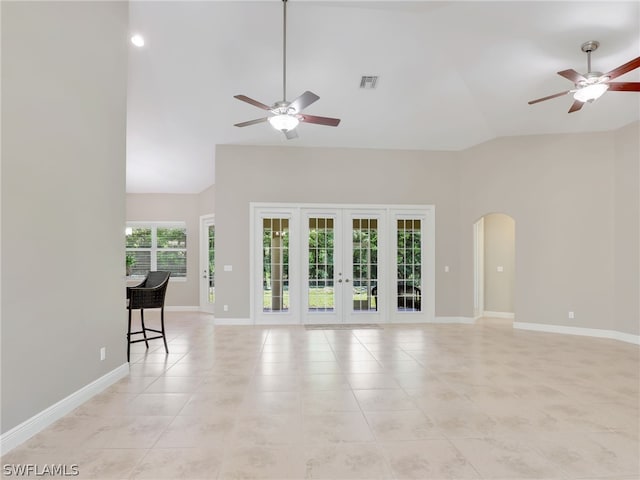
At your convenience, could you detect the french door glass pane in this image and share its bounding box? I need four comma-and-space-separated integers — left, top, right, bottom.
352, 218, 378, 312
208, 225, 215, 304
263, 218, 289, 312
397, 219, 422, 311
308, 217, 335, 312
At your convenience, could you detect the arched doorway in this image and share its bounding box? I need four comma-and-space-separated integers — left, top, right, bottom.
474, 213, 515, 320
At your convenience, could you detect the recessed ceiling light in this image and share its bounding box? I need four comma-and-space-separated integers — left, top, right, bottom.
131, 34, 145, 47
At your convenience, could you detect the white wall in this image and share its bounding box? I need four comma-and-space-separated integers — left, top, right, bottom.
1, 2, 128, 433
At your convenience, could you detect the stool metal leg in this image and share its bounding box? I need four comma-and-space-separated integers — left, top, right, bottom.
160, 307, 169, 354
127, 308, 132, 362
140, 309, 149, 349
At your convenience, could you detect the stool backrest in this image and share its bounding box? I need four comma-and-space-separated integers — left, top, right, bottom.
144, 270, 171, 289
128, 271, 171, 310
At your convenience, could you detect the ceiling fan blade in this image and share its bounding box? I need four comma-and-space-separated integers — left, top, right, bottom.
528, 90, 571, 105
299, 114, 341, 127
557, 69, 586, 83
568, 100, 584, 113
234, 95, 272, 111
604, 56, 640, 81
234, 117, 268, 127
289, 91, 320, 113
284, 129, 298, 140
606, 82, 640, 92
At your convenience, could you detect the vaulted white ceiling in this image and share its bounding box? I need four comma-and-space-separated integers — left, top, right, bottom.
126, 1, 640, 193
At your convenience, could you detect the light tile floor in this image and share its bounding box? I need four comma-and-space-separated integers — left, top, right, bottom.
3, 313, 639, 479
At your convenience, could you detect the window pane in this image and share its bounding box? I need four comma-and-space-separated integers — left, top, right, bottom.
262, 218, 290, 312
352, 217, 378, 312
157, 228, 187, 248
128, 251, 151, 276
126, 228, 151, 248
208, 225, 215, 304
397, 219, 422, 312
157, 251, 186, 277
308, 217, 335, 312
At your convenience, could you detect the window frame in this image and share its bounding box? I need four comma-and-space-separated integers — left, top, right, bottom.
126, 221, 187, 282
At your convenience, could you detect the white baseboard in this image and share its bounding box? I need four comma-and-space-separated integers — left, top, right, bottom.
483, 311, 515, 319
214, 317, 253, 326
255, 318, 301, 325
0, 363, 129, 455
433, 316, 476, 324
218, 317, 478, 326
165, 306, 200, 312
514, 322, 640, 346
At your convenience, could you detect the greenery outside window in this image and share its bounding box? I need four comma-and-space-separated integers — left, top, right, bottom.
126, 223, 187, 279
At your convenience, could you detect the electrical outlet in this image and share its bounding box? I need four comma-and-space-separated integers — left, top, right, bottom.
100, 347, 106, 361
568, 311, 575, 319
444, 266, 450, 273
223, 305, 229, 312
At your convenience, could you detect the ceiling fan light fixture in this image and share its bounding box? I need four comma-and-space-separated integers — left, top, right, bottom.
131, 34, 145, 47
268, 114, 299, 132
573, 83, 609, 103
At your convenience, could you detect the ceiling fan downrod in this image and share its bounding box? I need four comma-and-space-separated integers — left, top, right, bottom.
282, 0, 288, 103
581, 40, 599, 75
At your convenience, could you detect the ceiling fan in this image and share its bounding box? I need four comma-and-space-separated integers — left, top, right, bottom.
528, 41, 640, 113
233, 0, 340, 139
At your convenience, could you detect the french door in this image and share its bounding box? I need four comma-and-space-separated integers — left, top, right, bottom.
251, 204, 434, 324
199, 215, 215, 314
301, 208, 385, 324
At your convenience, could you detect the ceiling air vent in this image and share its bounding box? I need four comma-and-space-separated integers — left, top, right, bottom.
360, 76, 378, 89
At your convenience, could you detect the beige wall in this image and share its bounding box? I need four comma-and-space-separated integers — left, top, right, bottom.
127, 194, 200, 307
126, 186, 214, 308
1, 2, 128, 433
214, 145, 462, 319
199, 184, 215, 217
613, 122, 640, 335
483, 213, 515, 314
215, 124, 638, 336
459, 132, 616, 330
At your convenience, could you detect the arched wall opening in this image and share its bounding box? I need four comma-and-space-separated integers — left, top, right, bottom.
474, 213, 515, 320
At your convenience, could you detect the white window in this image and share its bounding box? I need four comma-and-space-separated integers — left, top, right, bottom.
126, 222, 187, 279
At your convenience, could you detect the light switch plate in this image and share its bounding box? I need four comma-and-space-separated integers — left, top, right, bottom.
224, 265, 232, 272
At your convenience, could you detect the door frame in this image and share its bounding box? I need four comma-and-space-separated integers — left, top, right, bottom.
473, 216, 485, 319
250, 202, 435, 325
300, 207, 388, 325
199, 214, 215, 314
